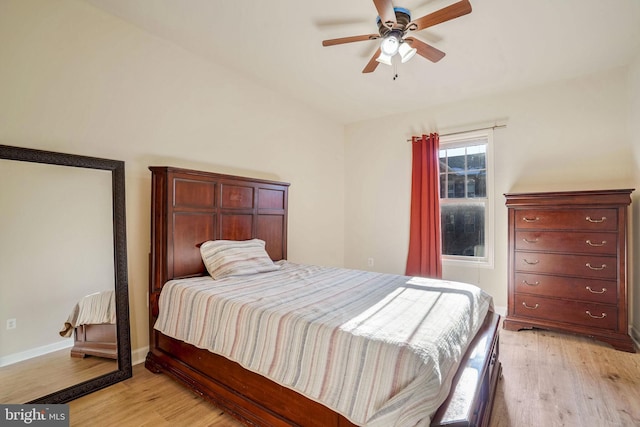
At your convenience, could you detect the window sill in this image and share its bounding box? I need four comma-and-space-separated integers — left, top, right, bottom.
442, 256, 494, 269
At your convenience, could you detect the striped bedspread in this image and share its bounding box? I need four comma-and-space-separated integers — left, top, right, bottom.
154, 261, 493, 426
60, 290, 116, 338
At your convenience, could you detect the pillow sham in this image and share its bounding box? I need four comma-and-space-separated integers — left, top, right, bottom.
200, 238, 280, 280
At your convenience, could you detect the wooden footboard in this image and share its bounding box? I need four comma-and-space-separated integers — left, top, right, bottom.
432, 312, 501, 427
71, 324, 117, 359
145, 312, 500, 427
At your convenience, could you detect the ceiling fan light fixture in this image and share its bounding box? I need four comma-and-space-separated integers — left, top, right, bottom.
398, 41, 417, 63
375, 51, 393, 66
379, 32, 401, 56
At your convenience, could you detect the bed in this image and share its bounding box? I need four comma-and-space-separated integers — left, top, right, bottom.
60, 290, 118, 359
145, 166, 501, 427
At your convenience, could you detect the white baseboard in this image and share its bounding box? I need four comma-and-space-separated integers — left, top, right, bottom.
0, 339, 73, 367
1, 342, 151, 369
631, 325, 640, 349
132, 346, 149, 366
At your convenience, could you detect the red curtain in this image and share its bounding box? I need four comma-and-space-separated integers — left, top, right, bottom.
405, 133, 442, 278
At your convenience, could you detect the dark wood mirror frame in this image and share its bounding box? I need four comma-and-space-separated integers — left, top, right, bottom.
0, 144, 132, 403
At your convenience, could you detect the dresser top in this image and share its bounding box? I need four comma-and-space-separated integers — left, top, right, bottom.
504, 188, 634, 207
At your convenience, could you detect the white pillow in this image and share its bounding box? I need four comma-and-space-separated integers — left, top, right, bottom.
200, 239, 280, 280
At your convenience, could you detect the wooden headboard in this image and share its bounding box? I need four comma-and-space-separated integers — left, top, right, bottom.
148, 166, 289, 318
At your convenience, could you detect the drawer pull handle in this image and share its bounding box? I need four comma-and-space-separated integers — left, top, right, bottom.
585, 216, 607, 223
522, 280, 540, 286
522, 238, 539, 244
522, 302, 539, 310
586, 286, 607, 294
586, 240, 607, 247
586, 263, 606, 271
522, 217, 540, 223
523, 259, 539, 265
586, 311, 607, 319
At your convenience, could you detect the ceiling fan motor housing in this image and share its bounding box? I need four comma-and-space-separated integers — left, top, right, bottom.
377, 7, 412, 37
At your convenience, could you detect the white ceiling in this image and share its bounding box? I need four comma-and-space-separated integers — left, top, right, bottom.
83, 0, 640, 124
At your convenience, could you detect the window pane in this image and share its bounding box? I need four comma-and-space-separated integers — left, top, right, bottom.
452, 175, 465, 198
468, 172, 486, 198
439, 144, 487, 200
446, 148, 465, 170
465, 144, 485, 155
441, 203, 485, 257
467, 178, 476, 197
467, 150, 485, 170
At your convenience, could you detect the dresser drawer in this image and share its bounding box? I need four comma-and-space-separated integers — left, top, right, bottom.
515, 231, 617, 255
514, 294, 617, 330
514, 273, 617, 304
515, 209, 617, 231
514, 252, 616, 279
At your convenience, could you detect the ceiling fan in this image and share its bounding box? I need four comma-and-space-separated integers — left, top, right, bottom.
322, 0, 472, 73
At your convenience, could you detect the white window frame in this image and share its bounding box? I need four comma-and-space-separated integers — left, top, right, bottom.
439, 128, 494, 268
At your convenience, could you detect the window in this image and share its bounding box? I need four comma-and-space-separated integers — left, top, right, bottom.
439, 129, 494, 267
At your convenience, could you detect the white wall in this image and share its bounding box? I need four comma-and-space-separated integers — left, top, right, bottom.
0, 0, 345, 356
628, 53, 640, 341
344, 66, 636, 313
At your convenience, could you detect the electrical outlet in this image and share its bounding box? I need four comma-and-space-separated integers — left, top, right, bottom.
6, 318, 16, 330
367, 257, 374, 267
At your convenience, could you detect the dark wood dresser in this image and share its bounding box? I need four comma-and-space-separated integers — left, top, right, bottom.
503, 189, 635, 352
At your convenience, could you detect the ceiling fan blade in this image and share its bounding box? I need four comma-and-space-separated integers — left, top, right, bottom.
363, 48, 382, 73
404, 37, 446, 62
322, 34, 380, 47
314, 18, 372, 28
408, 0, 472, 32
372, 0, 397, 28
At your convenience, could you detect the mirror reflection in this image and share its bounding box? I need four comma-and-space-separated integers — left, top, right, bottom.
0, 145, 131, 404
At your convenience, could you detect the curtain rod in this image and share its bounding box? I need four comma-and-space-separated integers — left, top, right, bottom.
406, 124, 507, 141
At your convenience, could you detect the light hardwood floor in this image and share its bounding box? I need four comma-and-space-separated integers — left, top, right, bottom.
0, 349, 117, 403
67, 327, 640, 427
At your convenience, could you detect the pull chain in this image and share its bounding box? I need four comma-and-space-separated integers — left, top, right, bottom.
393, 61, 398, 80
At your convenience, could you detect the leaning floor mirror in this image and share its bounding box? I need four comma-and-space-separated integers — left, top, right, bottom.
0, 145, 131, 403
